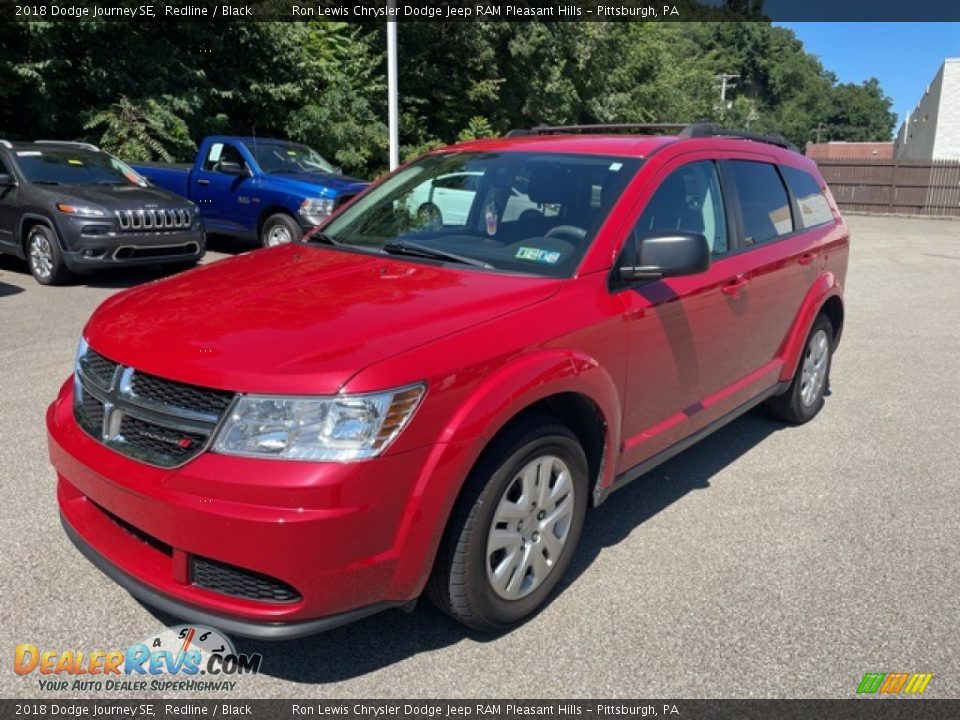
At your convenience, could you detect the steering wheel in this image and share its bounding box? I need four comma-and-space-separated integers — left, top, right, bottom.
545, 225, 587, 242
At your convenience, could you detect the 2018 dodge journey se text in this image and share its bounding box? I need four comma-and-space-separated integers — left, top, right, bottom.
48, 124, 849, 637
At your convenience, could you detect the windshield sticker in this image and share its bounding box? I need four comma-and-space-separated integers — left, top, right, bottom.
609, 162, 623, 171
16, 151, 41, 157
68, 159, 84, 166
516, 247, 561, 264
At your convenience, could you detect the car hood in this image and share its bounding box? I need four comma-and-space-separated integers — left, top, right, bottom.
84, 245, 561, 394
265, 171, 369, 197
56, 183, 192, 209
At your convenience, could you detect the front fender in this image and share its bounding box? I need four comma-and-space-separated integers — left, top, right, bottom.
386, 348, 621, 599
778, 271, 843, 382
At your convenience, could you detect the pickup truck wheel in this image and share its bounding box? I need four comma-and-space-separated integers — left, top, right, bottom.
26, 225, 73, 286
764, 313, 834, 424
261, 213, 302, 248
427, 415, 588, 632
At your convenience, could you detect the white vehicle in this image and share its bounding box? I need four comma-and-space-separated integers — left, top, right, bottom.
405, 171, 541, 228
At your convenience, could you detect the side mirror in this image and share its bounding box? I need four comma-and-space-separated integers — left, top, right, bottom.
619, 231, 710, 282
0, 172, 16, 187
218, 160, 250, 176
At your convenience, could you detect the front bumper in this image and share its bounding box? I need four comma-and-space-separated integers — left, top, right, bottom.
48, 380, 443, 638
59, 216, 205, 272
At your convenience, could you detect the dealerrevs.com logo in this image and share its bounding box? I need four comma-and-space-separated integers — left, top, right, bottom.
14, 626, 262, 693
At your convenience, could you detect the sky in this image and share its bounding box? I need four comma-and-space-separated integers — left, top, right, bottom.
778, 22, 960, 137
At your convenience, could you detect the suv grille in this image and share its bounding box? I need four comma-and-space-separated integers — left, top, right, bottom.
191, 556, 301, 604
116, 208, 192, 232
73, 346, 235, 468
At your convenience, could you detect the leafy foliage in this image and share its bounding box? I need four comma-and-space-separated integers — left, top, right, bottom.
0, 21, 896, 177
84, 97, 195, 161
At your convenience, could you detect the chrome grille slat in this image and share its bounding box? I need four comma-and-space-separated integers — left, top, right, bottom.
115, 208, 192, 232
73, 346, 234, 468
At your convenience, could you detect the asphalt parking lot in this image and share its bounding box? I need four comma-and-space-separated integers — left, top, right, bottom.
1, 215, 958, 699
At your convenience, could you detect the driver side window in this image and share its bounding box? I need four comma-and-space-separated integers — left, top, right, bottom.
202, 143, 244, 173
633, 161, 728, 256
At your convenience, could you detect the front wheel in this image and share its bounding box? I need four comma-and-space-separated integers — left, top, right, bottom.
260, 213, 302, 248
26, 225, 73, 286
764, 313, 834, 424
428, 415, 588, 632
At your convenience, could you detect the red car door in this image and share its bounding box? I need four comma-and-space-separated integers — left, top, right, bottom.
721, 158, 818, 389
615, 154, 751, 470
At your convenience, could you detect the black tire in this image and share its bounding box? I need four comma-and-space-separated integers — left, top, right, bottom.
25, 224, 73, 286
764, 313, 834, 424
260, 213, 302, 248
427, 414, 588, 632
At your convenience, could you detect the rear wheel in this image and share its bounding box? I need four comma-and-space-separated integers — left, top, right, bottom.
428, 415, 588, 632
26, 225, 73, 286
764, 313, 834, 424
260, 213, 302, 248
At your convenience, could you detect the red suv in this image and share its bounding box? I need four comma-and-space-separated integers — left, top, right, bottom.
48, 124, 848, 637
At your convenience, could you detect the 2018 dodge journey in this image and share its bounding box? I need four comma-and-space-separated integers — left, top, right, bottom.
48, 123, 849, 638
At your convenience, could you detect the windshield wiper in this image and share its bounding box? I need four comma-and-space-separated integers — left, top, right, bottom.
383, 240, 494, 269
33, 180, 62, 186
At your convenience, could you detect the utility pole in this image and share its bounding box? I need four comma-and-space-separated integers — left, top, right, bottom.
387, 0, 399, 171
814, 122, 825, 144
716, 73, 739, 108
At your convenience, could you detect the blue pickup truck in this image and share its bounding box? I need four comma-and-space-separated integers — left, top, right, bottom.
130, 136, 369, 247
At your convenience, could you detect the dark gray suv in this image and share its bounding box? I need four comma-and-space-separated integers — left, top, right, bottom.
0, 140, 204, 285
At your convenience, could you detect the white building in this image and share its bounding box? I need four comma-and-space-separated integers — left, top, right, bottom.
895, 59, 960, 161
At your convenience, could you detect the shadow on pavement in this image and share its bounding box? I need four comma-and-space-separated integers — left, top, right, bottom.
140, 407, 786, 684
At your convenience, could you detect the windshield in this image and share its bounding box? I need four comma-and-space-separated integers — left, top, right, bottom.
248, 141, 337, 174
16, 149, 147, 186
319, 151, 641, 278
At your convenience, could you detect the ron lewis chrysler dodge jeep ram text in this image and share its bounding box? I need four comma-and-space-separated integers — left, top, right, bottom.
48, 123, 848, 637
0, 140, 204, 285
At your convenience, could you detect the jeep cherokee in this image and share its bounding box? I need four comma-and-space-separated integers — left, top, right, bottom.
0, 140, 204, 285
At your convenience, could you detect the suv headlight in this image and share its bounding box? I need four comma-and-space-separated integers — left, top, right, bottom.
298, 197, 336, 225
57, 202, 106, 218
212, 384, 425, 461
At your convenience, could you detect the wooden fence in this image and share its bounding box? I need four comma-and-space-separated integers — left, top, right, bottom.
814, 159, 960, 217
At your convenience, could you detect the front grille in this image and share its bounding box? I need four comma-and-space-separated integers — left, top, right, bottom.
131, 371, 233, 417
191, 556, 301, 604
79, 349, 118, 389
112, 414, 208, 467
116, 208, 192, 232
73, 346, 235, 468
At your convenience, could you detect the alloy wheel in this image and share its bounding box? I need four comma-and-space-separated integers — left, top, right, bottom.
800, 328, 829, 407
29, 232, 54, 281
485, 454, 575, 600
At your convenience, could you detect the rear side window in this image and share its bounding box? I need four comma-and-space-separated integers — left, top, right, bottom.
729, 161, 793, 246
782, 166, 834, 229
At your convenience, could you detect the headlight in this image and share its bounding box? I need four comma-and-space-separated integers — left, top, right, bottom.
298, 197, 336, 225
57, 202, 106, 217
212, 384, 425, 461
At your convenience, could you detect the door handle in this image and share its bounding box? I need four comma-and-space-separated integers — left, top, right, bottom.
196, 179, 210, 186
798, 252, 816, 266
721, 275, 749, 297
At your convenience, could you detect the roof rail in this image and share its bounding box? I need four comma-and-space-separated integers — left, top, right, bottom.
0, 140, 12, 149
678, 123, 798, 152
505, 123, 687, 138
35, 140, 100, 152
504, 121, 798, 152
